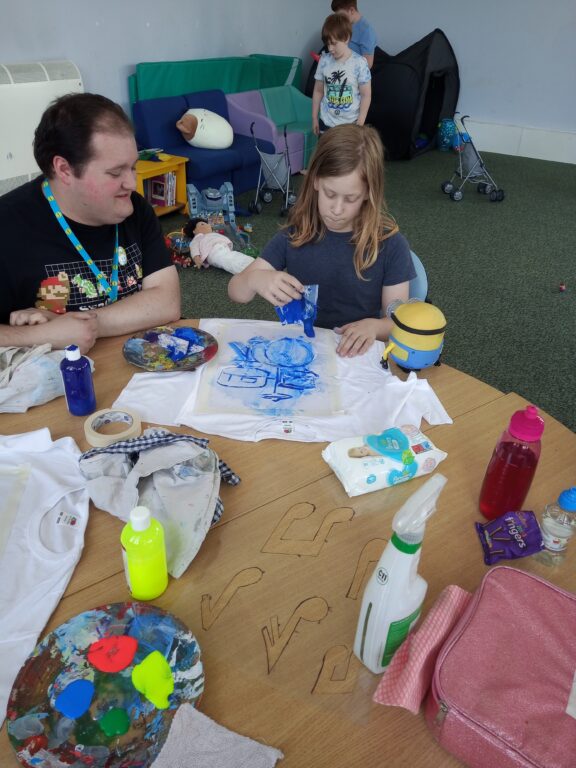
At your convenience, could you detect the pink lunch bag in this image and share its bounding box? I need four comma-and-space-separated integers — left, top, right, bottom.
425, 565, 576, 768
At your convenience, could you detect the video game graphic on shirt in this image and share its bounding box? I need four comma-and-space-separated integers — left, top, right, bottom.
35, 243, 143, 313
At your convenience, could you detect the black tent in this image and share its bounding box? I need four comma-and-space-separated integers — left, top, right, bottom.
368, 28, 460, 160
304, 28, 460, 161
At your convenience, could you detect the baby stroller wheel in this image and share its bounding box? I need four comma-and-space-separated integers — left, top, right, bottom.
497, 189, 505, 202
489, 190, 499, 202
450, 189, 463, 202
441, 181, 454, 194
260, 189, 273, 204
287, 192, 297, 206
248, 200, 262, 215
484, 183, 494, 195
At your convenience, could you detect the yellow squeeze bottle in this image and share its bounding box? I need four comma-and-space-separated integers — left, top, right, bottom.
121, 505, 168, 600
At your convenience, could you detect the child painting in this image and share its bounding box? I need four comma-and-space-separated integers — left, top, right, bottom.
228, 124, 416, 358
182, 218, 254, 275
312, 13, 372, 135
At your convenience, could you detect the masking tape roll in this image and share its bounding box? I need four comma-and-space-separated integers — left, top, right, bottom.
84, 408, 142, 448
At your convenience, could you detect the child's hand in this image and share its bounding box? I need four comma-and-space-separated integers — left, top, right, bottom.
312, 117, 320, 136
193, 255, 203, 269
252, 270, 304, 306
333, 319, 381, 357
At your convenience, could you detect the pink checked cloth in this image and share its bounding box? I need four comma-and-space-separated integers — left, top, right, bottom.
373, 585, 472, 714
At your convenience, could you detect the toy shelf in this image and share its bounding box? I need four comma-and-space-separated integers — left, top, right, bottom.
135, 153, 188, 217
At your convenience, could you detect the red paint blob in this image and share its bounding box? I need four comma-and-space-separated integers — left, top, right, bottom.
87, 635, 138, 673
23, 733, 48, 755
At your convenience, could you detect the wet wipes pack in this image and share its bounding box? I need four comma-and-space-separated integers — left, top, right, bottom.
275, 285, 318, 338
322, 425, 447, 497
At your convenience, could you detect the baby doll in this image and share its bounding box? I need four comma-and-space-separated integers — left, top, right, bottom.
182, 218, 254, 275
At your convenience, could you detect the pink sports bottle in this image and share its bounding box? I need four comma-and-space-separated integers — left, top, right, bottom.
479, 405, 544, 520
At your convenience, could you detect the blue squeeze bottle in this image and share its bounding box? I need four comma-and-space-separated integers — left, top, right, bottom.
60, 344, 97, 416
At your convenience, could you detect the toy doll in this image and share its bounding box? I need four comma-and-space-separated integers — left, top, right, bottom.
183, 218, 254, 275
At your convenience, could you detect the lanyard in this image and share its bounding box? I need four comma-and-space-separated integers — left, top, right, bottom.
42, 179, 119, 302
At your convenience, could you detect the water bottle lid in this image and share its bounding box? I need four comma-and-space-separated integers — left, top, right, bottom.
65, 344, 81, 361
558, 487, 576, 511
508, 405, 544, 442
129, 505, 151, 531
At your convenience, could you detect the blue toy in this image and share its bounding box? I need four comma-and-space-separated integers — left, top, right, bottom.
186, 182, 237, 228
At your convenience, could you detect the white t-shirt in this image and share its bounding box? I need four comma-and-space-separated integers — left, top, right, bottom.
315, 50, 371, 127
175, 319, 451, 442
0, 429, 88, 724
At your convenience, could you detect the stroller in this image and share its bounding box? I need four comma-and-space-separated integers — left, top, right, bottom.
249, 122, 297, 217
441, 114, 505, 203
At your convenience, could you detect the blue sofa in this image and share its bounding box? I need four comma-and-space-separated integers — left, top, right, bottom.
132, 89, 275, 193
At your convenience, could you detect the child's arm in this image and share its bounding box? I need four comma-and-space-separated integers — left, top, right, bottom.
312, 80, 324, 136
228, 257, 304, 306
334, 281, 410, 358
357, 81, 372, 127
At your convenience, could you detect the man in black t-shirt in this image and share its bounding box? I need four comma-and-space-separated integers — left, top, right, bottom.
0, 93, 181, 354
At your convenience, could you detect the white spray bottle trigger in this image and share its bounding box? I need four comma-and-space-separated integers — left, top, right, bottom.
392, 473, 448, 544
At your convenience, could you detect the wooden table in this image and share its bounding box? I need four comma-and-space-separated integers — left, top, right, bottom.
2, 325, 576, 767
135, 153, 188, 217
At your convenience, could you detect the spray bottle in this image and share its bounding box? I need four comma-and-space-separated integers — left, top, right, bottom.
353, 473, 447, 674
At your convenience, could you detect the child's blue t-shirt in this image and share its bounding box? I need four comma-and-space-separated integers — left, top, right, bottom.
315, 51, 371, 127
350, 16, 377, 57
260, 228, 415, 330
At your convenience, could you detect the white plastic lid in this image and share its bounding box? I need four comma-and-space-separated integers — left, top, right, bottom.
65, 344, 81, 361
129, 505, 151, 531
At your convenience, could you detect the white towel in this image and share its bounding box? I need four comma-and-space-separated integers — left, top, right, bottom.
153, 704, 283, 768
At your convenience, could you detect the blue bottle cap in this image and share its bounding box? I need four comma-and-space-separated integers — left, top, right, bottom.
558, 488, 576, 511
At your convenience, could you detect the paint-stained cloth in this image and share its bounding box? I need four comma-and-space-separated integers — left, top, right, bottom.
79, 429, 240, 578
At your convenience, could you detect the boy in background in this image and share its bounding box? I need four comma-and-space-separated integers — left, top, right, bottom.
312, 13, 372, 136
331, 0, 377, 68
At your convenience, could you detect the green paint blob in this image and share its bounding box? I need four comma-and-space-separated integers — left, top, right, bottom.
131, 650, 174, 709
99, 707, 130, 737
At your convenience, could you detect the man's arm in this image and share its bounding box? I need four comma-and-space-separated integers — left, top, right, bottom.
0, 312, 99, 354
93, 265, 181, 338
363, 53, 374, 69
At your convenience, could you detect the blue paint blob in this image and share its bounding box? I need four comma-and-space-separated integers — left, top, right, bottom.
54, 679, 95, 719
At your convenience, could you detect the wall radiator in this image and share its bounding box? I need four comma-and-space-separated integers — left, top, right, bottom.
0, 60, 83, 196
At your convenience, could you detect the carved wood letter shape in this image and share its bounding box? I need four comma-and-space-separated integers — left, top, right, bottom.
262, 502, 354, 557
262, 596, 329, 673
312, 644, 357, 695
347, 538, 387, 599
201, 566, 264, 631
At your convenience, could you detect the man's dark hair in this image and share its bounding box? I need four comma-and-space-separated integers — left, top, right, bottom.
33, 92, 134, 178
183, 217, 208, 237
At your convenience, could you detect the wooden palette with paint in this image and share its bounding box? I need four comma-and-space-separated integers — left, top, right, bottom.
6, 602, 204, 768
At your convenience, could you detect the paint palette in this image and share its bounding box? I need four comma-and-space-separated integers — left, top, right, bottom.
123, 325, 218, 371
7, 602, 204, 768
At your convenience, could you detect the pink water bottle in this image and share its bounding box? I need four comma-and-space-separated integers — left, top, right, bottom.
479, 405, 544, 520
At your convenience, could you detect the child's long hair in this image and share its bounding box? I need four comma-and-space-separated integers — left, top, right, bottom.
287, 124, 398, 278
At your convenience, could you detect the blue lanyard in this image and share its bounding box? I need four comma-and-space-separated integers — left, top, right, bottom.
42, 179, 119, 302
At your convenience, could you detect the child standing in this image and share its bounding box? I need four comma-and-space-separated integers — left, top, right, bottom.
312, 13, 372, 136
183, 218, 253, 275
228, 124, 416, 358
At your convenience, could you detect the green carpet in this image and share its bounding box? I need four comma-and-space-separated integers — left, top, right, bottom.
160, 150, 576, 433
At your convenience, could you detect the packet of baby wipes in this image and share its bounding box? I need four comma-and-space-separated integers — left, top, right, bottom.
321, 425, 447, 498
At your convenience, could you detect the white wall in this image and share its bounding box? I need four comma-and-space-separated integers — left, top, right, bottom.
1, 0, 574, 157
